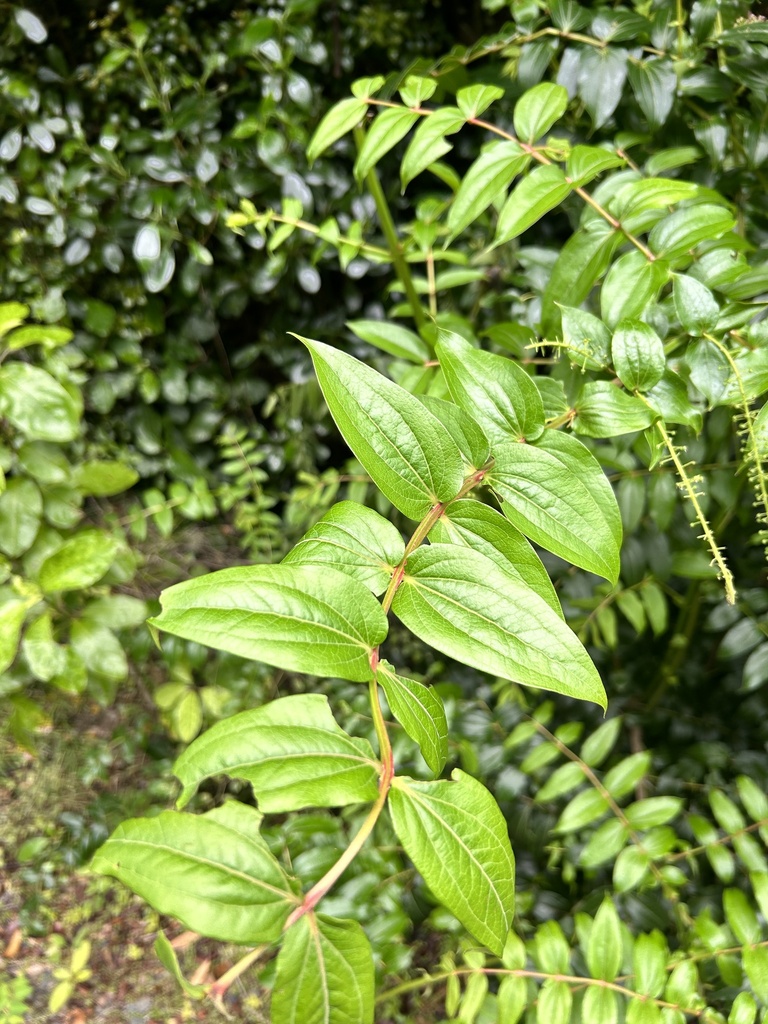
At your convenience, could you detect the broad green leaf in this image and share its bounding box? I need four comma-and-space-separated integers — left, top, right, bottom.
417, 395, 491, 470
0, 599, 30, 674
354, 108, 419, 183
0, 478, 43, 558
307, 98, 367, 163
350, 76, 385, 100
673, 274, 720, 336
555, 788, 609, 833
540, 222, 620, 335
718, 22, 768, 44
587, 898, 622, 981
627, 59, 677, 128
495, 165, 572, 245
153, 932, 206, 1000
401, 107, 465, 190
612, 319, 666, 392
737, 775, 768, 823
724, 888, 761, 945
634, 933, 663, 995
615, 179, 701, 234
728, 992, 757, 1024
582, 987, 618, 1024
456, 84, 505, 120
346, 319, 430, 363
646, 369, 701, 430
574, 381, 656, 437
91, 804, 296, 944
74, 460, 139, 497
389, 769, 515, 954
581, 716, 622, 766
566, 145, 624, 187
559, 306, 612, 371
37, 530, 117, 593
646, 146, 702, 175
665, 959, 699, 1007
649, 203, 736, 262
70, 620, 127, 681
0, 301, 29, 338
614, 846, 650, 891
497, 976, 527, 1024
744, 947, 768, 1004
717, 348, 768, 405
150, 563, 388, 683
5, 324, 73, 351
22, 611, 65, 681
626, 999, 662, 1024
82, 594, 148, 630
601, 251, 670, 328
514, 83, 568, 142
173, 694, 380, 812
0, 363, 80, 442
604, 750, 651, 798
437, 331, 545, 444
377, 660, 447, 775
687, 339, 729, 405
272, 913, 374, 1024
534, 761, 584, 802
447, 140, 528, 238
579, 819, 627, 868
489, 430, 622, 582
399, 75, 436, 107
536, 980, 571, 1024
431, 499, 562, 617
578, 46, 628, 128
536, 920, 569, 973
283, 501, 404, 596
710, 789, 745, 833
301, 337, 464, 520
392, 544, 606, 706
625, 797, 683, 829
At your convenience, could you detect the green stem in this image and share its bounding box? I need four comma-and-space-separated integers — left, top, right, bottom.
267, 212, 391, 261
354, 126, 427, 329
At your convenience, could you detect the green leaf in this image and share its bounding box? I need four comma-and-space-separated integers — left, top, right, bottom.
574, 381, 656, 437
346, 319, 430, 363
581, 716, 622, 767
5, 325, 73, 351
74, 461, 139, 497
393, 544, 605, 706
612, 319, 666, 392
22, 611, 65, 682
307, 98, 368, 163
431, 499, 562, 617
737, 775, 768, 823
614, 846, 650, 892
673, 274, 720, 336
0, 363, 80, 442
447, 141, 528, 238
91, 803, 297, 944
625, 797, 683, 829
456, 84, 505, 120
272, 913, 374, 1024
559, 306, 613, 371
437, 331, 545, 444
535, 920, 570, 973
687, 339, 729, 405
555, 788, 609, 833
541, 223, 620, 335
37, 530, 117, 593
70, 620, 127, 681
649, 204, 736, 262
150, 563, 388, 683
514, 83, 568, 142
604, 751, 651, 798
724, 888, 761, 945
537, 980, 571, 1024
587, 898, 623, 982
582, 987, 618, 1024
497, 976, 527, 1024
627, 59, 676, 129
489, 430, 622, 582
401, 107, 465, 190
645, 369, 701, 429
153, 932, 206, 1000
601, 251, 670, 328
389, 769, 514, 954
301, 336, 464, 520
744, 947, 768, 1004
579, 819, 627, 868
417, 395, 491, 471
566, 146, 624, 187
0, 478, 42, 558
172, 694, 380, 812
354, 108, 420, 183
0, 301, 29, 338
0, 599, 30, 674
283, 501, 404, 596
534, 761, 584, 802
350, 76, 385, 100
728, 991, 757, 1024
399, 75, 436, 107
578, 46, 628, 128
710, 789, 746, 833
494, 165, 572, 245
377, 660, 447, 775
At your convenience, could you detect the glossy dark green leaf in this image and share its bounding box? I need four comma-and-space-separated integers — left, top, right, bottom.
489, 430, 622, 582
514, 83, 568, 142
601, 251, 669, 328
578, 46, 628, 128
301, 337, 464, 519
354, 108, 419, 183
540, 223, 620, 335
377, 660, 447, 775
448, 141, 528, 238
687, 339, 729, 405
437, 331, 545, 444
150, 563, 388, 683
430, 499, 562, 617
495, 165, 572, 245
574, 381, 656, 436
393, 544, 606, 706
0, 364, 80, 442
389, 770, 514, 954
627, 58, 677, 128
307, 98, 368, 163
283, 500, 403, 595
92, 803, 297, 943
612, 319, 666, 392
346, 319, 430, 363
673, 274, 720, 335
558, 306, 612, 371
649, 203, 736, 262
417, 395, 491, 470
173, 693, 379, 812
272, 914, 374, 1024
645, 369, 702, 429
